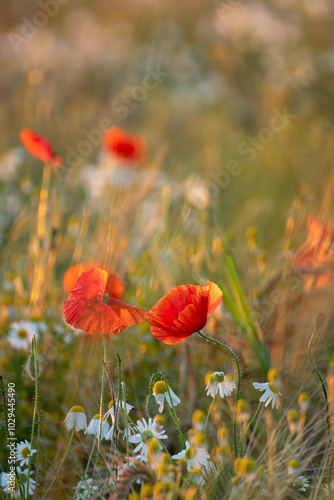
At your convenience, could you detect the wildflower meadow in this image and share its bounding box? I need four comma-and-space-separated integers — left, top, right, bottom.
1, 0, 334, 498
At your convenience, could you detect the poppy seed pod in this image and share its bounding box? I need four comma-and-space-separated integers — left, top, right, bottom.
25, 353, 43, 381
145, 394, 159, 418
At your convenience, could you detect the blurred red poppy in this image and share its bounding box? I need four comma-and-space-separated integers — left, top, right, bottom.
293, 217, 334, 269
102, 127, 147, 164
146, 281, 223, 345
63, 263, 125, 299
20, 128, 63, 167
64, 267, 146, 335
293, 216, 334, 288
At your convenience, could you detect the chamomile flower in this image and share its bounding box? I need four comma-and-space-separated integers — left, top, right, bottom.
298, 392, 311, 411
172, 441, 210, 472
73, 476, 99, 499
106, 398, 133, 422
236, 399, 250, 423
152, 415, 166, 433
288, 459, 299, 476
234, 457, 257, 482
294, 475, 309, 492
192, 410, 206, 431
323, 479, 334, 496
253, 369, 281, 410
287, 409, 300, 434
1, 466, 36, 497
16, 440, 37, 466
129, 417, 167, 458
85, 415, 110, 439
153, 381, 181, 413
253, 382, 281, 409
7, 321, 40, 350
205, 371, 236, 398
63, 406, 87, 432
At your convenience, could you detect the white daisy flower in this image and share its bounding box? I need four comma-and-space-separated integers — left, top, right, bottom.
293, 475, 309, 492
64, 406, 87, 432
152, 415, 166, 433
205, 372, 236, 398
73, 476, 99, 499
129, 417, 167, 458
298, 392, 311, 411
253, 381, 281, 409
105, 399, 133, 422
16, 440, 37, 467
288, 459, 299, 476
1, 466, 36, 497
153, 381, 181, 413
323, 479, 334, 496
85, 414, 110, 439
190, 467, 206, 485
185, 177, 210, 210
7, 321, 40, 350
287, 409, 300, 435
172, 441, 211, 472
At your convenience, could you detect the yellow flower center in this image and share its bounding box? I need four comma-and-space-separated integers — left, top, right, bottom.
18, 329, 28, 339
287, 409, 299, 423
69, 406, 85, 413
210, 372, 225, 384
154, 381, 167, 395
108, 399, 118, 409
103, 293, 109, 303
267, 368, 279, 383
22, 447, 31, 459
185, 446, 197, 460
268, 382, 280, 394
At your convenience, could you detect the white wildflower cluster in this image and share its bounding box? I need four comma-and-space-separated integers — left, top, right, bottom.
0, 441, 37, 497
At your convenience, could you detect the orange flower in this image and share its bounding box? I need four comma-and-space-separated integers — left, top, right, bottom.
64, 267, 146, 335
292, 216, 334, 288
146, 282, 223, 345
293, 217, 334, 270
102, 127, 147, 164
20, 128, 63, 166
63, 263, 125, 299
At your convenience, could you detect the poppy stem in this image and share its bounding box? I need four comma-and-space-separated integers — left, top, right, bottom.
150, 372, 186, 447
93, 334, 107, 482
197, 331, 241, 457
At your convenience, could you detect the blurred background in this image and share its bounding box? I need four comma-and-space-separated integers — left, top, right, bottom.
1, 1, 334, 494
1, 0, 334, 251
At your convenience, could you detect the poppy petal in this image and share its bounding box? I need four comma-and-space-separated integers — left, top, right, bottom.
64, 298, 124, 335
69, 267, 108, 300
107, 297, 147, 331
20, 128, 62, 165
63, 263, 125, 300
103, 127, 147, 163
146, 281, 222, 345
204, 281, 223, 317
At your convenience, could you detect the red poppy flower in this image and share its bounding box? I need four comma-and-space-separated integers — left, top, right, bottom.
146, 281, 223, 345
64, 267, 146, 335
102, 127, 147, 164
292, 217, 334, 270
63, 263, 125, 299
292, 216, 334, 289
20, 128, 63, 167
